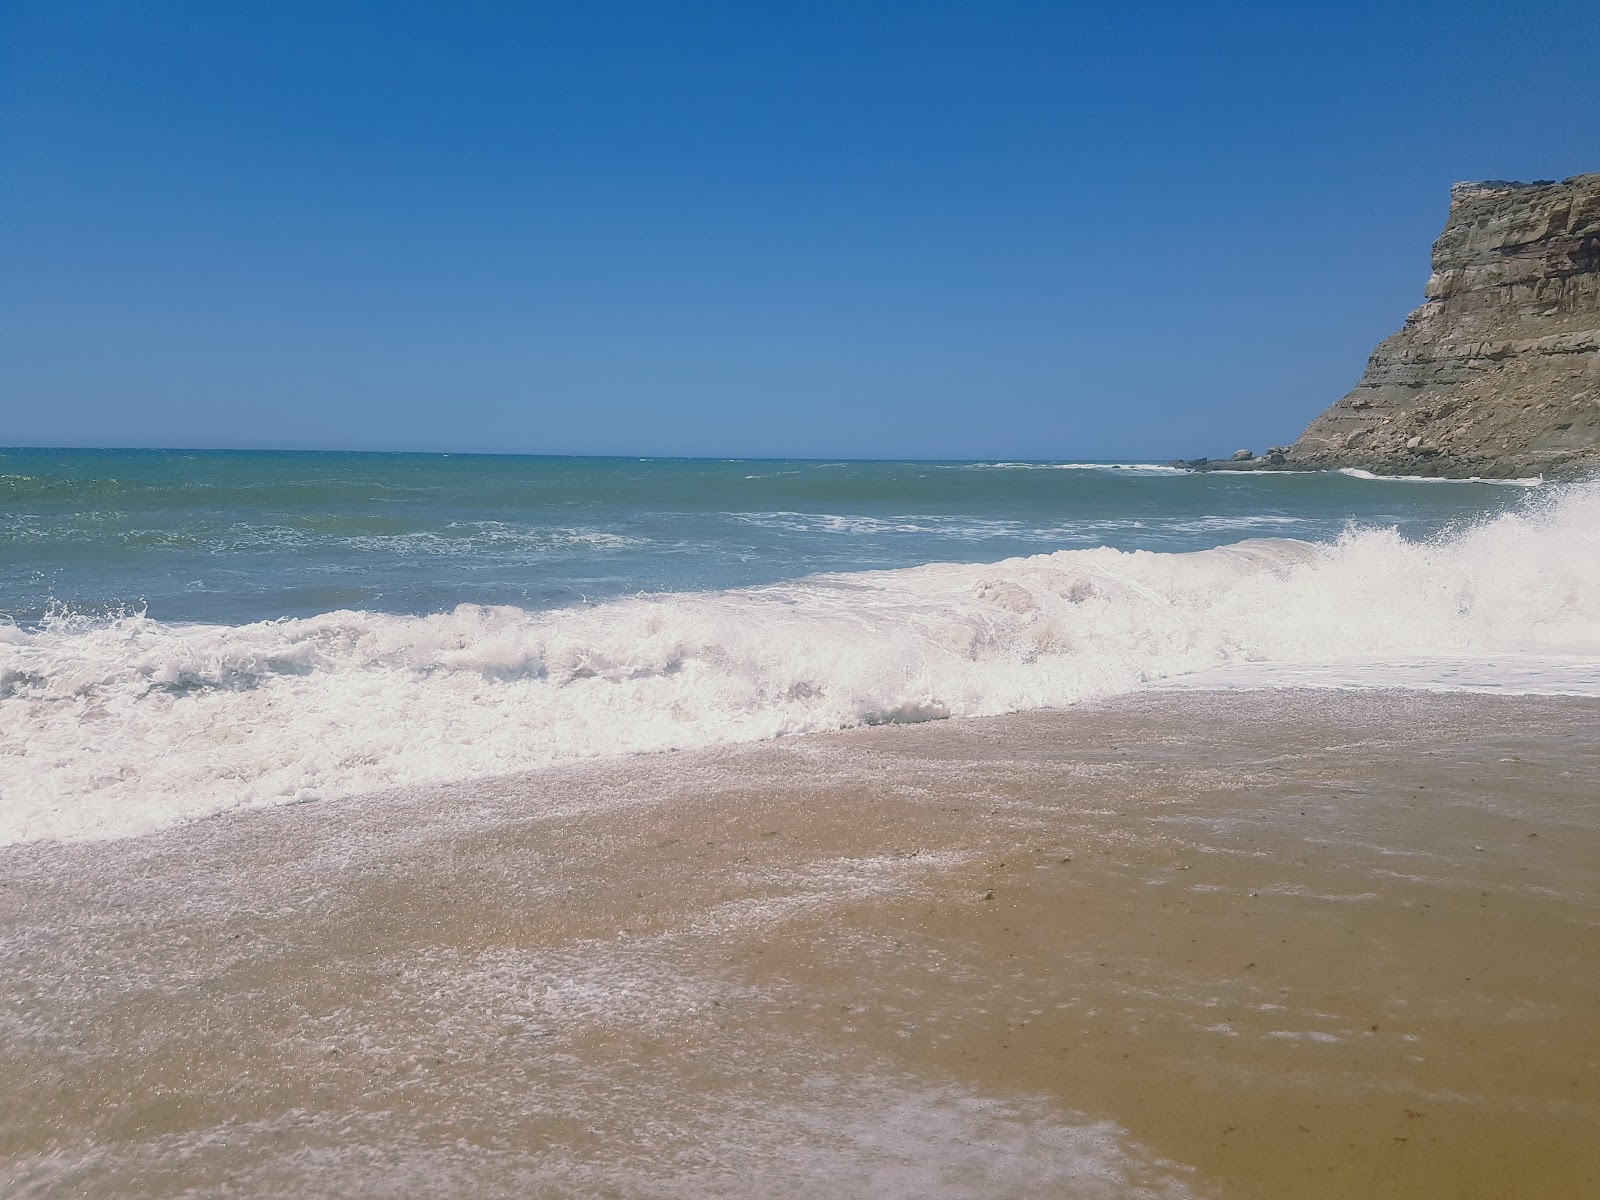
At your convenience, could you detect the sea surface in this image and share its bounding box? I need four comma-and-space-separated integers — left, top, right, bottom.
4, 448, 1598, 844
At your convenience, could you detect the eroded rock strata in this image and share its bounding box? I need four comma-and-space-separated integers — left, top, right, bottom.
1212, 174, 1600, 478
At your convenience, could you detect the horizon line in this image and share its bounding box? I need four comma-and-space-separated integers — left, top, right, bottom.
0, 444, 1195, 464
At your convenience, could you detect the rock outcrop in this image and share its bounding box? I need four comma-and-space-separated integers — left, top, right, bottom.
1212, 174, 1600, 478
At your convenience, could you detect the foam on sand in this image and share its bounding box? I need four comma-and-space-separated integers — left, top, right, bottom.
3, 481, 1598, 845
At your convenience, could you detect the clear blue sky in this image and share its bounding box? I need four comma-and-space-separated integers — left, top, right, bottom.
2, 1, 1596, 459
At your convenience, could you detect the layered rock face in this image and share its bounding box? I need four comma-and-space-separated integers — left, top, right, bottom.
1284, 173, 1600, 478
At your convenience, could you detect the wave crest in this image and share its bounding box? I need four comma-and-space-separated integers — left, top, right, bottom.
3, 481, 1598, 844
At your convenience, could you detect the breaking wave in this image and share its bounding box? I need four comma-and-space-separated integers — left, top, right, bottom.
1335, 468, 1545, 487
960, 462, 1191, 473
3, 482, 1598, 845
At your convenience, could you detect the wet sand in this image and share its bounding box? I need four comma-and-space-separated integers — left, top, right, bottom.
3, 689, 1598, 1198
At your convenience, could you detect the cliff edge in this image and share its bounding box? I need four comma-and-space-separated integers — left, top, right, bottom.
1220, 174, 1600, 478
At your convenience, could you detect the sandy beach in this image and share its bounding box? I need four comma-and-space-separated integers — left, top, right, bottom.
4, 688, 1598, 1198
8, 5, 1599, 1197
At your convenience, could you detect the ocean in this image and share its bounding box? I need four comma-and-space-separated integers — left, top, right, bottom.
3, 448, 1597, 845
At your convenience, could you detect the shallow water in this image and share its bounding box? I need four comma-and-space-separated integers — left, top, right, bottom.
5, 692, 1596, 1199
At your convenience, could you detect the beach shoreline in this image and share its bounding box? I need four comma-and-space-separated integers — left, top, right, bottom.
5, 688, 1598, 1198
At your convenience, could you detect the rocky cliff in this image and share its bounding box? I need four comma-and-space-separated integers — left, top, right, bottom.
1229, 174, 1600, 478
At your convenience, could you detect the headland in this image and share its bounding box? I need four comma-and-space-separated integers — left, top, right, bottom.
1187, 173, 1600, 479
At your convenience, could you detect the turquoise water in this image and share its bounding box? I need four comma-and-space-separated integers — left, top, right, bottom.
0, 448, 1530, 626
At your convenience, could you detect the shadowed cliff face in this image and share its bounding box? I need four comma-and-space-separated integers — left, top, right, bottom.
1287, 173, 1600, 478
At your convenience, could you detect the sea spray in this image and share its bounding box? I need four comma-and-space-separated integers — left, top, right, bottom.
3, 479, 1598, 845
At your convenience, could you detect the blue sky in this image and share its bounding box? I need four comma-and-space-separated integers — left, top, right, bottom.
2, 1, 1596, 459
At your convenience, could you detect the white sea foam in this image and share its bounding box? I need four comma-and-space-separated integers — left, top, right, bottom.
728, 511, 1306, 539
3, 482, 1598, 845
92, 522, 641, 555
1157, 653, 1600, 695
1335, 467, 1545, 486
962, 462, 1191, 473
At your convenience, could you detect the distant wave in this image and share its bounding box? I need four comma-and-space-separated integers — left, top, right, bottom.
1335, 468, 1545, 487
960, 462, 1191, 473
3, 480, 1597, 845
7, 520, 641, 555
726, 511, 1307, 540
